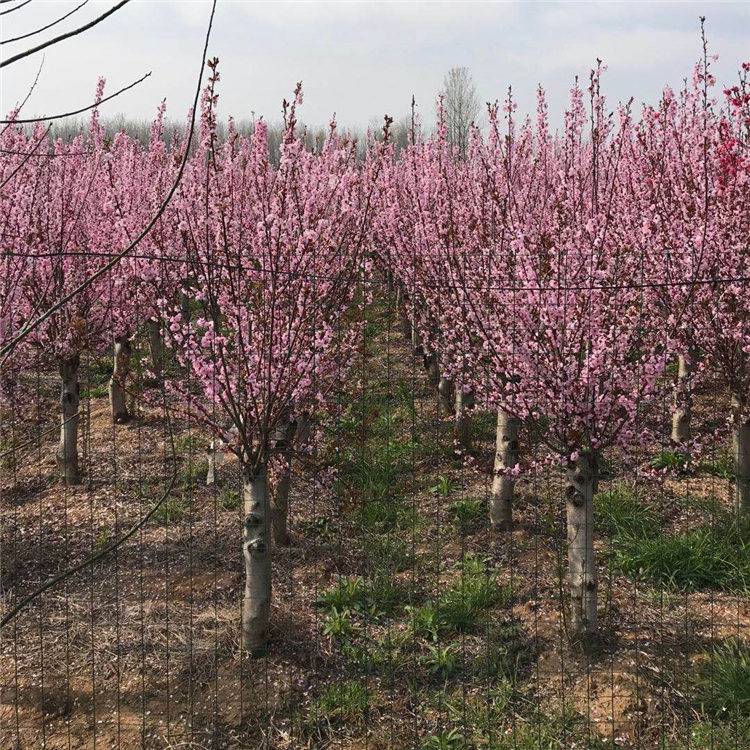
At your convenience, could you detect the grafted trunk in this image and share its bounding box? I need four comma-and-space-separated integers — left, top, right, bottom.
424, 353, 440, 389
58, 356, 80, 486
489, 409, 520, 529
731, 394, 750, 514
454, 388, 474, 450
242, 461, 271, 653
109, 337, 132, 423
271, 419, 299, 546
147, 319, 163, 378
671, 354, 692, 444
438, 377, 455, 415
566, 450, 598, 641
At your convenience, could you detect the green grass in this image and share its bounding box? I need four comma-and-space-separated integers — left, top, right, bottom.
409, 557, 511, 638
448, 498, 485, 534
310, 680, 369, 725
698, 449, 735, 479
420, 643, 459, 679
318, 574, 412, 620
691, 639, 750, 719
597, 485, 750, 592
595, 483, 660, 538
613, 518, 750, 591
430, 475, 459, 497
218, 486, 241, 511
651, 449, 688, 472
151, 495, 190, 524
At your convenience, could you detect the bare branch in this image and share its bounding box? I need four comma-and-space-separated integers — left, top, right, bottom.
1, 70, 151, 124
2, 0, 90, 45
0, 0, 130, 68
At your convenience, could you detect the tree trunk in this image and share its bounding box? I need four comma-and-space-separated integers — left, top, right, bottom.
671, 354, 692, 444
147, 319, 163, 378
490, 409, 520, 529
271, 419, 298, 546
242, 461, 271, 653
206, 438, 224, 486
731, 394, 750, 514
566, 450, 598, 641
396, 290, 412, 342
438, 376, 455, 415
109, 337, 132, 424
411, 314, 422, 354
58, 356, 80, 486
454, 388, 474, 451
424, 353, 440, 389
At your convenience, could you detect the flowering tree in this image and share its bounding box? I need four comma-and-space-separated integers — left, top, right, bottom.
637, 55, 750, 511
468, 71, 668, 639
163, 64, 371, 650
1, 89, 114, 484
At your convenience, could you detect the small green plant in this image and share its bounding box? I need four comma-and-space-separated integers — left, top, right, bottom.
342, 630, 409, 676
322, 607, 355, 640
300, 516, 336, 541
430, 475, 458, 497
407, 602, 440, 641
317, 577, 366, 611
651, 449, 688, 472
420, 644, 459, 679
95, 527, 112, 550
409, 558, 510, 638
152, 495, 190, 525
420, 729, 465, 750
311, 680, 369, 724
698, 449, 735, 479
218, 486, 241, 511
448, 498, 485, 533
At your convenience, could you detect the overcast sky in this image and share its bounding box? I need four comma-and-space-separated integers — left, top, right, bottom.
1, 1, 749, 132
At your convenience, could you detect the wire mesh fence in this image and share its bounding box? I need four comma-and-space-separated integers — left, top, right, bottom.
1, 272, 749, 750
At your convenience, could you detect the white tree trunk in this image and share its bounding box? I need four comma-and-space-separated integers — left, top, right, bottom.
438, 376, 455, 415
731, 394, 750, 514
490, 409, 520, 529
454, 388, 474, 450
242, 461, 271, 653
147, 319, 163, 379
58, 356, 80, 486
566, 450, 597, 641
671, 354, 692, 444
109, 337, 131, 423
206, 438, 225, 486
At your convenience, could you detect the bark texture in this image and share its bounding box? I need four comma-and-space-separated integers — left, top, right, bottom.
242, 462, 271, 653
147, 319, 163, 378
438, 376, 455, 415
424, 353, 440, 388
566, 450, 597, 641
58, 356, 81, 485
732, 394, 750, 514
454, 388, 474, 450
109, 337, 132, 423
489, 409, 520, 529
671, 354, 692, 444
271, 419, 299, 546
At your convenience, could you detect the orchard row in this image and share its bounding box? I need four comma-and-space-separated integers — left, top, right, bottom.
0, 56, 748, 647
